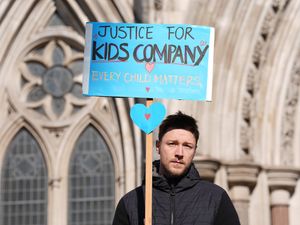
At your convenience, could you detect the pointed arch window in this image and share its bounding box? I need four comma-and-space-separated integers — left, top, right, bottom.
0, 129, 48, 225
68, 126, 115, 225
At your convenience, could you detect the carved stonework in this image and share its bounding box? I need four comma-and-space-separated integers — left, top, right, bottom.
42, 125, 68, 151
252, 38, 264, 68
154, 0, 163, 11
226, 162, 260, 225
193, 157, 220, 182
48, 177, 62, 189
266, 167, 300, 195
18, 39, 89, 122
98, 98, 111, 114
280, 53, 300, 165
226, 162, 261, 192
92, 97, 115, 125
240, 0, 290, 158
7, 93, 18, 117
43, 126, 67, 139
260, 11, 275, 40
240, 120, 251, 156
154, 0, 164, 23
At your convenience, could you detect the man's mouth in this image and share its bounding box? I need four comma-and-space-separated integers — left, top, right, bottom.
171, 160, 184, 164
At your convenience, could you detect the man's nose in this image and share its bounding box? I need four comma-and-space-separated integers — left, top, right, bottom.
175, 145, 183, 157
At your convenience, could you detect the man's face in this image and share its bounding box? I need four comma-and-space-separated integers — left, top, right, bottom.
157, 129, 196, 178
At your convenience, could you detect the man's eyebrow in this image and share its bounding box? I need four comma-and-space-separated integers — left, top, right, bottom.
166, 139, 178, 142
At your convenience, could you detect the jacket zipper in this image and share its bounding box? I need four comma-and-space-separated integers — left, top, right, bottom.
170, 186, 175, 225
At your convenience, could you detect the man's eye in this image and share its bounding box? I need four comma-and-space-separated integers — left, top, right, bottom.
167, 142, 176, 146
183, 144, 194, 149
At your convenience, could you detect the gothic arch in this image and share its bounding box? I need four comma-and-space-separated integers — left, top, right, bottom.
162, 1, 277, 161
0, 127, 49, 225
58, 113, 124, 201
258, 0, 300, 166
213, 0, 280, 162
0, 117, 53, 179
56, 97, 140, 200
0, 117, 54, 225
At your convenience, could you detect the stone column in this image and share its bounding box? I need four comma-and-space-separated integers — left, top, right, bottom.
266, 167, 300, 225
226, 162, 261, 225
193, 157, 220, 182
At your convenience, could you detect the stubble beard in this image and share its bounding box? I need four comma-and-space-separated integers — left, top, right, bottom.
160, 161, 191, 179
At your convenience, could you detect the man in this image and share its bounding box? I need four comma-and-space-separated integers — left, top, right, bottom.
112, 111, 240, 225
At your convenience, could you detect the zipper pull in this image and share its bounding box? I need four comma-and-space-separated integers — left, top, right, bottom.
170, 184, 175, 196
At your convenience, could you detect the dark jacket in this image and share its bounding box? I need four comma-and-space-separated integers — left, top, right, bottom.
112, 161, 240, 225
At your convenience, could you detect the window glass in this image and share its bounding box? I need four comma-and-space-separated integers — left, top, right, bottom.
0, 129, 48, 225
68, 126, 115, 225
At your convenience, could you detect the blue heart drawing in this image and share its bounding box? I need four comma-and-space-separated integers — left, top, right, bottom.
130, 102, 166, 134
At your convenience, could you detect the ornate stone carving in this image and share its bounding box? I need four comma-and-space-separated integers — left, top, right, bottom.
240, 120, 251, 156
252, 38, 264, 68
154, 0, 163, 11
43, 126, 67, 139
280, 56, 300, 165
240, 0, 290, 158
153, 0, 164, 23
261, 10, 275, 40
18, 39, 89, 122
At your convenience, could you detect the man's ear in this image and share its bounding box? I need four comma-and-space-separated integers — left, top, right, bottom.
156, 140, 160, 154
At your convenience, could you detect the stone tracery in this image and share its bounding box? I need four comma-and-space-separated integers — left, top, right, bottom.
19, 39, 87, 121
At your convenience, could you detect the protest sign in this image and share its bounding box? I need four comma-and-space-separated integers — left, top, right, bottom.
83, 22, 214, 101
82, 22, 214, 225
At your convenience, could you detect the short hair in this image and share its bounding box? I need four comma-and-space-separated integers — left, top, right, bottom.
158, 111, 199, 143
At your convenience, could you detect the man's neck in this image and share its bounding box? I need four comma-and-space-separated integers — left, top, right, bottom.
166, 176, 182, 187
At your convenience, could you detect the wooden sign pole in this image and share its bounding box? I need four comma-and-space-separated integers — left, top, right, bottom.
145, 98, 153, 225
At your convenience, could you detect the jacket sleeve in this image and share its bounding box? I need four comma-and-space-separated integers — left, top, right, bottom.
214, 191, 241, 225
112, 198, 130, 225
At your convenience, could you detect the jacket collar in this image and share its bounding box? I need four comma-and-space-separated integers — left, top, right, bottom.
150, 160, 201, 193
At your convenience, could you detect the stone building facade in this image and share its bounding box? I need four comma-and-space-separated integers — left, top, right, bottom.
0, 0, 299, 225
